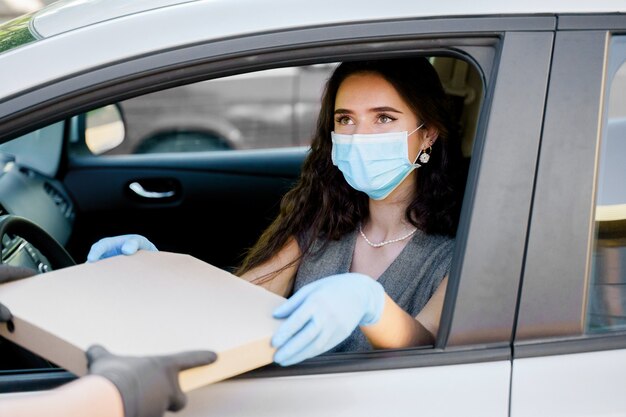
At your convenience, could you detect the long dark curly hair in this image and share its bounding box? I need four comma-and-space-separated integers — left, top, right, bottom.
236, 57, 465, 280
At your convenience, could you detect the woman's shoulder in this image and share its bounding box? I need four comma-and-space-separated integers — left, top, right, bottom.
417, 230, 455, 250
407, 231, 456, 281
297, 227, 357, 253
407, 230, 456, 270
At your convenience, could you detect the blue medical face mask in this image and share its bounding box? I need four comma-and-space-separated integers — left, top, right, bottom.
331, 124, 424, 200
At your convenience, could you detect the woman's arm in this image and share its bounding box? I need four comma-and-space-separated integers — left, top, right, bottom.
239, 236, 302, 297
361, 277, 448, 348
0, 375, 124, 417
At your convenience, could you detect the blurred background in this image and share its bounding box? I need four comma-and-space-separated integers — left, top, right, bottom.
0, 0, 53, 23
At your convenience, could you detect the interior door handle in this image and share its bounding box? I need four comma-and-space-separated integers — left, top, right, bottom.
129, 182, 176, 199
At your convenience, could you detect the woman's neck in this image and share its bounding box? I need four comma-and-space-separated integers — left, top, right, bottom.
365, 182, 416, 240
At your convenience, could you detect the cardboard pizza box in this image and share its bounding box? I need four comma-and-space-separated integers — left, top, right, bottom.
0, 251, 285, 391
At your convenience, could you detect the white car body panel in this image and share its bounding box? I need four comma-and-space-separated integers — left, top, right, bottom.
31, 0, 198, 36
1, 0, 626, 101
174, 360, 511, 417
511, 349, 626, 417
30, 0, 626, 38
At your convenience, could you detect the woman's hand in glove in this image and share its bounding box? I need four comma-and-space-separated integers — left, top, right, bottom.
87, 234, 158, 263
271, 272, 385, 366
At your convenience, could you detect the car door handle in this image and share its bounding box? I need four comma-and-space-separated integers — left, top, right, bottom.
128, 182, 176, 199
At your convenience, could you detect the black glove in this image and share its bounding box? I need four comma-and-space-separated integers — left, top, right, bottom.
0, 302, 10, 323
87, 345, 217, 417
0, 264, 37, 323
0, 264, 37, 284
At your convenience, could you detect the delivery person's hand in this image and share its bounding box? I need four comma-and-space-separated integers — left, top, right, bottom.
0, 264, 37, 323
0, 264, 37, 284
87, 345, 217, 417
0, 302, 11, 323
87, 234, 158, 263
271, 272, 385, 366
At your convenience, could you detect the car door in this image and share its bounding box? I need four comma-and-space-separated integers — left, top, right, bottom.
510, 16, 626, 417
171, 22, 555, 416
0, 13, 555, 416
69, 20, 553, 417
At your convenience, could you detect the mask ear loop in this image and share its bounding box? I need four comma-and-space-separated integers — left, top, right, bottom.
407, 123, 425, 137
410, 123, 428, 165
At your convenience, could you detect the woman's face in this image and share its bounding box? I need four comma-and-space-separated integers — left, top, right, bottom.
334, 72, 429, 163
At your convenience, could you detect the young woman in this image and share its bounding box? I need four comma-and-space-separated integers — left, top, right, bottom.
88, 57, 465, 367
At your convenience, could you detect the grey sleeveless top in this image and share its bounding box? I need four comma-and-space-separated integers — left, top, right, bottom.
294, 229, 454, 353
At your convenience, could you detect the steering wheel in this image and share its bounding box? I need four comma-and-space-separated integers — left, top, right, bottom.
0, 215, 75, 271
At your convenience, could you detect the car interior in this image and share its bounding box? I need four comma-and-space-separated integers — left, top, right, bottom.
0, 54, 484, 380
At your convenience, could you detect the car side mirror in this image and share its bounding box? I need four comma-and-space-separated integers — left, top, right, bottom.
84, 104, 126, 155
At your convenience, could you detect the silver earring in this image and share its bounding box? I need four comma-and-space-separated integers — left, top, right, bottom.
418, 146, 432, 164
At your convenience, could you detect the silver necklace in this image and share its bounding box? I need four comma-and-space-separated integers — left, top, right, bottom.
358, 224, 418, 248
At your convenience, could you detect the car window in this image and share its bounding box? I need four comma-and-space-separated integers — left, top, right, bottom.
70, 65, 337, 156
0, 54, 485, 372
68, 59, 483, 158
587, 36, 626, 333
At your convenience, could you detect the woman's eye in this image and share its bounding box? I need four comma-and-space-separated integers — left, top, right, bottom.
335, 116, 353, 125
378, 114, 395, 123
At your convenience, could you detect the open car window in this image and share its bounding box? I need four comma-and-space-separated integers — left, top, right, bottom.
0, 54, 484, 377
68, 59, 482, 158
69, 65, 336, 156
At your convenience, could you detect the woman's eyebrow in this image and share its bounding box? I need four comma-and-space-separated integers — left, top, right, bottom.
370, 106, 403, 114
334, 106, 404, 114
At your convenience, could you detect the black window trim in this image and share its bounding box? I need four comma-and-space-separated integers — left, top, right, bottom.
515, 331, 626, 359
514, 30, 608, 343
0, 344, 511, 393
558, 13, 626, 31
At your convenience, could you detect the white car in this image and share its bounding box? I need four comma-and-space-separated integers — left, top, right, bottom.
1, 1, 626, 416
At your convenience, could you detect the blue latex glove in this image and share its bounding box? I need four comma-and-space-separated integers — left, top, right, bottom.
272, 272, 385, 366
87, 234, 158, 263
